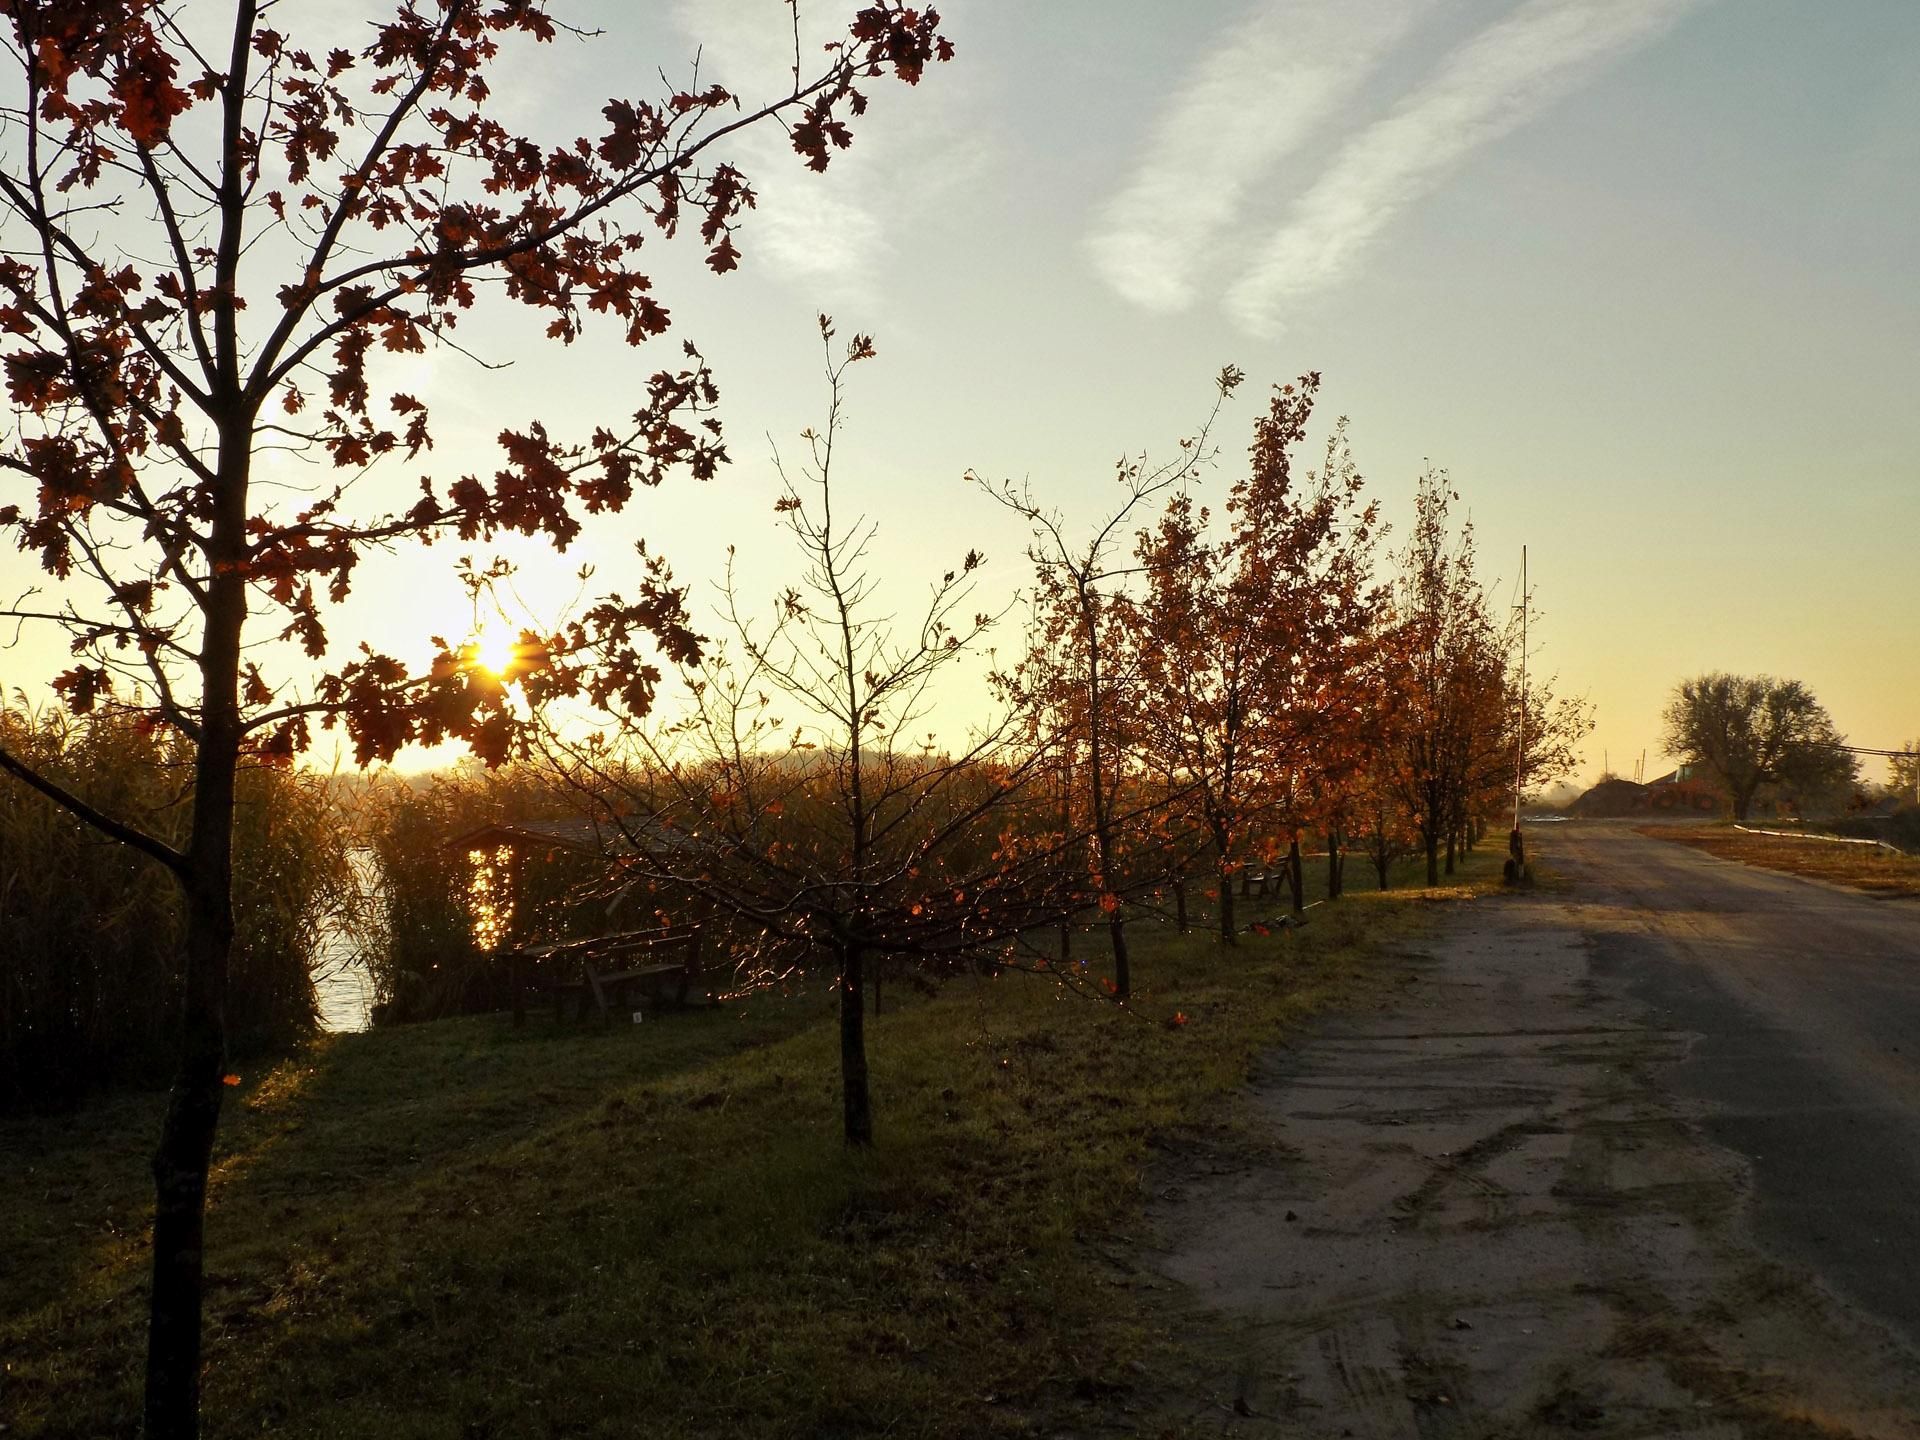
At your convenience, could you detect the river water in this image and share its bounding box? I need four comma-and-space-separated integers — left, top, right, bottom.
312, 848, 376, 1033
314, 954, 374, 1032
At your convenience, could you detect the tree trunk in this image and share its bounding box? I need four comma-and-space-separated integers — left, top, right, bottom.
1287, 835, 1304, 915
1057, 755, 1073, 964
1080, 611, 1127, 998
1327, 827, 1342, 900
1375, 843, 1391, 890
144, 893, 229, 1440
1217, 851, 1237, 946
1733, 787, 1753, 822
145, 378, 251, 1436
1444, 832, 1456, 875
1173, 877, 1187, 933
1106, 913, 1130, 996
1426, 834, 1440, 886
839, 940, 871, 1146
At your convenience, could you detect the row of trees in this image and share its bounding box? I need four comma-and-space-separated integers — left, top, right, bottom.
509, 322, 1589, 1160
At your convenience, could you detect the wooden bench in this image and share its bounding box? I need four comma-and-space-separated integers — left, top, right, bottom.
509, 925, 711, 1026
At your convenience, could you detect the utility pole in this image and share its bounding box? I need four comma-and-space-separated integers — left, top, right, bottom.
1508, 545, 1529, 884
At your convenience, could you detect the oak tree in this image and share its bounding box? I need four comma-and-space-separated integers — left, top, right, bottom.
1377, 470, 1587, 881
977, 367, 1242, 995
1129, 376, 1379, 938
1892, 740, 1919, 808
1377, 469, 1487, 883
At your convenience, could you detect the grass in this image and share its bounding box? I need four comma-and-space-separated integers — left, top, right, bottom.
1644, 823, 1920, 898
1, 852, 1498, 1439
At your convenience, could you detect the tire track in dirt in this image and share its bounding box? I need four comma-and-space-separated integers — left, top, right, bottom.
1135, 880, 1920, 1438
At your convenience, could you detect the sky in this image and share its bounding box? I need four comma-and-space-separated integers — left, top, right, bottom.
3, 0, 1916, 788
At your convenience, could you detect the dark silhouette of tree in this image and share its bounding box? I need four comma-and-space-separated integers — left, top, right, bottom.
1662, 674, 1856, 821
1892, 741, 1920, 808
0, 3, 948, 1432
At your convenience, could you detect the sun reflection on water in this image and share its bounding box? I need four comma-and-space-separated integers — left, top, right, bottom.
468, 845, 515, 951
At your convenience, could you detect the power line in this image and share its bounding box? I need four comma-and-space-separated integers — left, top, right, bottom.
1805, 741, 1912, 760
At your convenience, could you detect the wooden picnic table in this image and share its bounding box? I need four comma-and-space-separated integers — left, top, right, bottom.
507, 924, 712, 1026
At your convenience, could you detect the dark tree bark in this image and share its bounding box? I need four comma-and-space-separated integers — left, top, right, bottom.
145, 94, 258, 1421
145, 885, 230, 1440
1218, 856, 1237, 944
1215, 835, 1238, 946
1058, 758, 1074, 963
839, 941, 871, 1147
1286, 835, 1305, 915
1080, 589, 1130, 997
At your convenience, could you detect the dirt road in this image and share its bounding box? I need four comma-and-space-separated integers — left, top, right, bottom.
1148, 823, 1920, 1437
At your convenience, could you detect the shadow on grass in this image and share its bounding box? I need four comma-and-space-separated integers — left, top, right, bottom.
2, 849, 1499, 1440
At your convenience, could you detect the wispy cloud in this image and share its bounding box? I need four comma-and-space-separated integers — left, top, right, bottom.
669, 0, 977, 302
1088, 0, 1440, 315
1226, 0, 1708, 335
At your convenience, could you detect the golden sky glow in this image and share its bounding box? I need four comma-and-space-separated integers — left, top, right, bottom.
1, 1, 1914, 788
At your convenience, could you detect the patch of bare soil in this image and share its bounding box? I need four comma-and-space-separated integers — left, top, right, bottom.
1122, 896, 1920, 1438
1645, 825, 1920, 898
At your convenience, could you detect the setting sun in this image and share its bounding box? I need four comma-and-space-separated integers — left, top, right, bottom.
472, 629, 517, 679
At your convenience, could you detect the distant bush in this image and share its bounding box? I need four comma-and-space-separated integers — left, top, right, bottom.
1, 706, 354, 1110
1826, 806, 1920, 856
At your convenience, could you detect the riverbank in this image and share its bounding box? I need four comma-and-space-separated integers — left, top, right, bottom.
2, 855, 1494, 1439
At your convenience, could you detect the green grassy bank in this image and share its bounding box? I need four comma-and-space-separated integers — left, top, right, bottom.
1, 855, 1496, 1438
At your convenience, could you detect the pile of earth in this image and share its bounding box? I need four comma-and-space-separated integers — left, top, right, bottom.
1565, 777, 1652, 818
